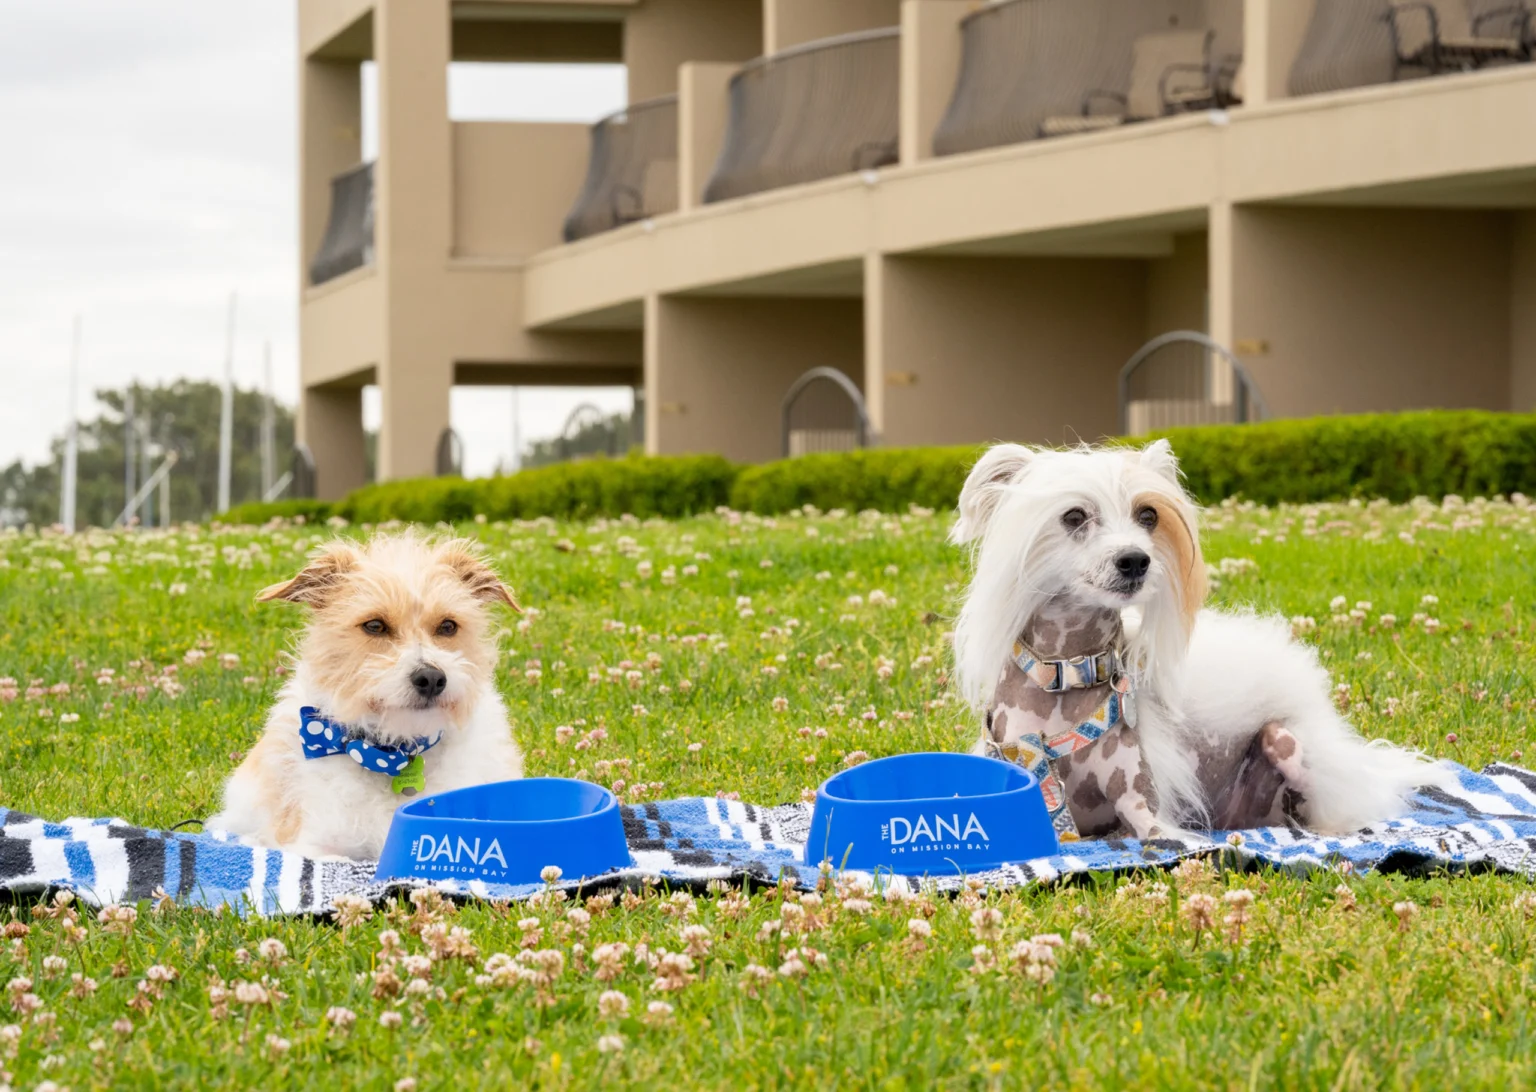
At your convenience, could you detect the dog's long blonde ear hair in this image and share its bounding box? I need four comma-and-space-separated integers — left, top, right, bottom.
951, 444, 1036, 545
257, 541, 361, 607
435, 539, 520, 611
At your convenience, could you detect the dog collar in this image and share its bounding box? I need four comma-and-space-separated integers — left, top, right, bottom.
298, 706, 441, 778
1011, 641, 1129, 694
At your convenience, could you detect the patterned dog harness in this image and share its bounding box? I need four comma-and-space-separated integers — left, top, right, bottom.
298, 707, 440, 795
990, 641, 1137, 837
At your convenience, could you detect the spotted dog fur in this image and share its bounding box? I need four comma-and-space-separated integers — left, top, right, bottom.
980, 598, 1311, 839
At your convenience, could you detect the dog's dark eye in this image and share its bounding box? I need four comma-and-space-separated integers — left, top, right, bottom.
1136, 505, 1160, 531
436, 619, 458, 638
1061, 507, 1089, 532
361, 619, 388, 637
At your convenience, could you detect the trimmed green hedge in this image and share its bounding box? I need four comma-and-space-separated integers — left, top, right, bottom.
221, 454, 739, 527
219, 498, 335, 525
215, 412, 1536, 526
727, 446, 979, 514
1155, 410, 1536, 505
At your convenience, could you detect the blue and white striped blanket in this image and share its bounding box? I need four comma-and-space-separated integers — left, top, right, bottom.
3, 762, 1534, 916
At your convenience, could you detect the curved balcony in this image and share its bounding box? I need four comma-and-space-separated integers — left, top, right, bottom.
562, 95, 679, 243
703, 28, 900, 204
932, 0, 1242, 157
309, 162, 374, 286
1289, 0, 1531, 98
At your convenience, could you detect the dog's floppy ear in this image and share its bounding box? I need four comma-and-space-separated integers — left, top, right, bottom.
951, 443, 1036, 544
1137, 438, 1182, 485
436, 539, 520, 611
256, 541, 361, 607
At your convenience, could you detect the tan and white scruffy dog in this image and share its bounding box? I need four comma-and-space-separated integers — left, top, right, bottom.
951, 439, 1453, 840
209, 533, 525, 859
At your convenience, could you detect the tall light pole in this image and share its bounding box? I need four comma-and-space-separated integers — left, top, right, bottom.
510, 387, 522, 472
261, 340, 275, 498
124, 386, 136, 522
60, 317, 82, 533
159, 415, 173, 528
138, 412, 152, 527
217, 292, 236, 514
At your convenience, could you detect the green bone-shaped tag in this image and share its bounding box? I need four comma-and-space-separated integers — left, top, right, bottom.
391, 755, 426, 796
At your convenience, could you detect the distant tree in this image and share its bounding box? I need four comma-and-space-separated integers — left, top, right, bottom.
521, 410, 637, 469
0, 380, 295, 528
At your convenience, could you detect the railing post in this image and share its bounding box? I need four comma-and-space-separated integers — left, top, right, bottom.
678, 62, 738, 212
899, 0, 972, 165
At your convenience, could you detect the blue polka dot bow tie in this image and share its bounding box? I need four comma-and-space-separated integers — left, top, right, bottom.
298, 707, 441, 776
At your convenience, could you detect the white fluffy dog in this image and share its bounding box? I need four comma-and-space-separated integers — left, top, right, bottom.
210, 533, 525, 859
951, 439, 1451, 839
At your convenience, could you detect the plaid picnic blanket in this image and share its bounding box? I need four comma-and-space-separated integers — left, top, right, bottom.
2, 762, 1533, 916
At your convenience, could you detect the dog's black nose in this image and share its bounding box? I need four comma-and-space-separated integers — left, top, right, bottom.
1114, 550, 1151, 580
410, 665, 447, 699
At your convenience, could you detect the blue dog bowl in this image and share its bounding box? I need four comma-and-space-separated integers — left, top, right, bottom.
374, 778, 631, 885
804, 753, 1059, 876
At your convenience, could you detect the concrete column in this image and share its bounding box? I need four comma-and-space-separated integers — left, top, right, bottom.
1229, 205, 1512, 417
375, 0, 453, 482
869, 254, 1148, 447
898, 0, 970, 165
862, 251, 886, 438
625, 0, 761, 102
299, 59, 362, 285
678, 62, 738, 212
1514, 212, 1536, 412
1208, 200, 1234, 349
765, 0, 903, 52
645, 295, 864, 462
1242, 0, 1317, 106
301, 384, 368, 501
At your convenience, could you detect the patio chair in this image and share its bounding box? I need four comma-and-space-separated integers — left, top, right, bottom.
1388, 0, 1531, 76
1164, 54, 1245, 111
1039, 29, 1219, 139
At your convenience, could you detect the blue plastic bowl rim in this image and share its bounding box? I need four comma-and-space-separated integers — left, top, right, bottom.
817, 752, 1039, 808
394, 776, 620, 826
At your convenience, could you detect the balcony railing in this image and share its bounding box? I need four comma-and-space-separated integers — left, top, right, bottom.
703, 28, 900, 204
933, 0, 1242, 157
309, 162, 374, 286
1289, 0, 1531, 98
562, 95, 679, 243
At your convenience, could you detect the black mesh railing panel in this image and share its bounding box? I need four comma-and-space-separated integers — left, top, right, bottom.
1289, 0, 1531, 97
436, 428, 464, 478
1288, 0, 1400, 95
782, 368, 869, 457
1120, 333, 1262, 434
309, 162, 374, 286
704, 28, 900, 204
562, 95, 679, 243
933, 0, 1228, 158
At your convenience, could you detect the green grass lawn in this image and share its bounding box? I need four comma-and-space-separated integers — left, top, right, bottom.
2, 495, 1535, 1090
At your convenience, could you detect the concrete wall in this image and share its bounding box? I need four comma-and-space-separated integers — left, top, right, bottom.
625, 0, 762, 102
300, 59, 362, 286
1230, 205, 1512, 417
1513, 211, 1536, 412
765, 0, 903, 52
1146, 232, 1209, 340
645, 295, 863, 461
872, 255, 1149, 448
304, 383, 370, 501
1243, 0, 1316, 105
452, 122, 590, 258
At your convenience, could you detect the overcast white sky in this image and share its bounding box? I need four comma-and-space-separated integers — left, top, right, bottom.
0, 1, 628, 477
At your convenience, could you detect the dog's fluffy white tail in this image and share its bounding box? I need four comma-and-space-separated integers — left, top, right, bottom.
1178, 610, 1453, 834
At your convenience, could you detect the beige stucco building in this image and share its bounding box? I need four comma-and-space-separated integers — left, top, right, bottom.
298, 0, 1536, 498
